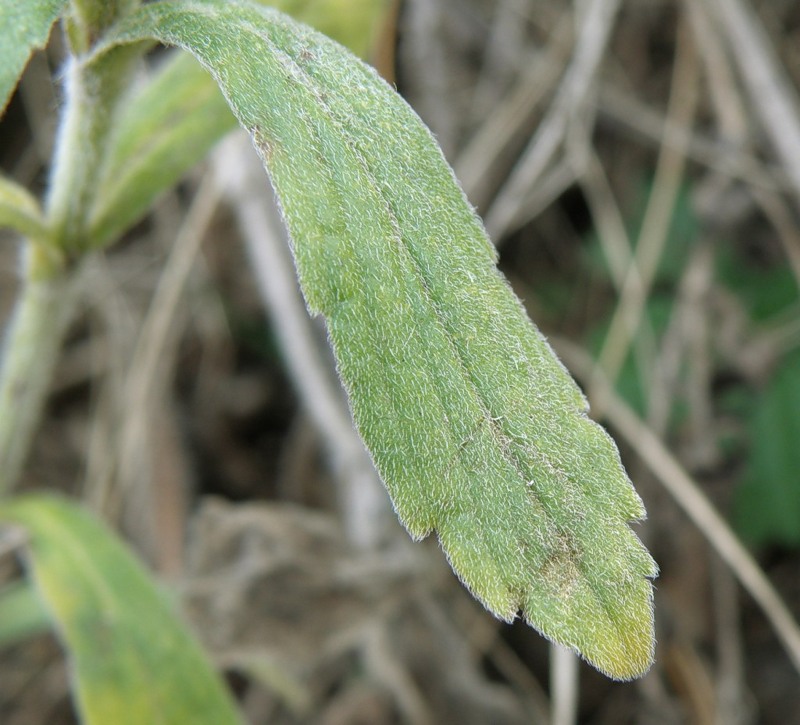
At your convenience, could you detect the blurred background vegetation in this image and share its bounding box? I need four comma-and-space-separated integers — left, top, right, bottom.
1, 0, 799, 722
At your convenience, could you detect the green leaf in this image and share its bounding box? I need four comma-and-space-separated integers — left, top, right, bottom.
88, 0, 388, 249
0, 0, 69, 116
98, 0, 657, 679
89, 51, 236, 247
735, 350, 800, 548
0, 580, 50, 648
0, 495, 242, 724
717, 242, 800, 322
0, 174, 49, 240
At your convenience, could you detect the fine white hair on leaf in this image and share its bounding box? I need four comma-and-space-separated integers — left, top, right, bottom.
97, 0, 658, 681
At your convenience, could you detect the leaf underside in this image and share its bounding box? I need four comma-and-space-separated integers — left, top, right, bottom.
0, 495, 241, 725
100, 0, 657, 679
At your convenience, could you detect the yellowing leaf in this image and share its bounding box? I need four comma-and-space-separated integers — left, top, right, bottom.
0, 495, 242, 724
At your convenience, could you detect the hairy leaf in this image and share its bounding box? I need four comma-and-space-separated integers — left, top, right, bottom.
98, 0, 657, 679
89, 52, 236, 247
0, 0, 69, 115
0, 495, 242, 724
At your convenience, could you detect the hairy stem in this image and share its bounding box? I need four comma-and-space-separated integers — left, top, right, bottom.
46, 45, 141, 255
0, 12, 144, 494
0, 248, 82, 496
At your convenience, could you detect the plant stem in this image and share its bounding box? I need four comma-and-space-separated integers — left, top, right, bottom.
46, 52, 136, 254
0, 12, 144, 494
0, 248, 82, 496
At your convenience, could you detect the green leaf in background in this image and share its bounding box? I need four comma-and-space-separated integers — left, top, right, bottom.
0, 495, 242, 725
97, 0, 657, 679
89, 51, 237, 247
735, 350, 800, 548
87, 0, 389, 250
0, 580, 50, 648
0, 0, 69, 116
263, 0, 390, 60
717, 242, 800, 322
